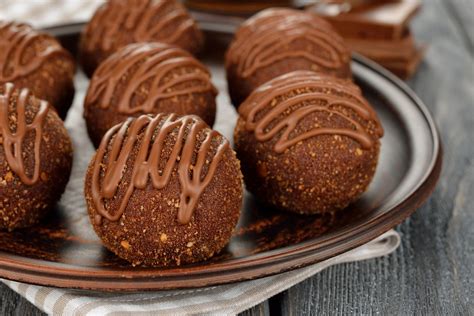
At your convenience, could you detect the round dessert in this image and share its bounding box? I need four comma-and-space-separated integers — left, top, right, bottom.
85, 113, 243, 266
0, 21, 76, 118
225, 8, 352, 107
80, 0, 204, 77
84, 43, 217, 147
234, 71, 383, 214
0, 83, 73, 230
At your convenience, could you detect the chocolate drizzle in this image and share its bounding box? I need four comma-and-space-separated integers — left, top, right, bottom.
84, 0, 197, 52
239, 71, 383, 153
0, 83, 49, 185
85, 43, 216, 115
91, 113, 229, 225
0, 21, 68, 81
228, 8, 350, 78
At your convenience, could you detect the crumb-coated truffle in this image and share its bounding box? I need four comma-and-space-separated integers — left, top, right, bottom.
84, 43, 217, 148
80, 0, 204, 77
0, 21, 76, 118
0, 83, 73, 230
234, 71, 383, 214
85, 113, 243, 266
225, 8, 352, 107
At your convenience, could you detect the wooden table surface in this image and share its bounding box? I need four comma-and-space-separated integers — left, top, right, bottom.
1, 0, 472, 314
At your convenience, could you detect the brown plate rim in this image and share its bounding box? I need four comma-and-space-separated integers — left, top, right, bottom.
0, 23, 442, 291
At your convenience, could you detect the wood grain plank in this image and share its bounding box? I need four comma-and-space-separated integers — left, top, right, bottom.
279, 0, 473, 314
442, 0, 474, 54
0, 283, 45, 316
239, 301, 270, 316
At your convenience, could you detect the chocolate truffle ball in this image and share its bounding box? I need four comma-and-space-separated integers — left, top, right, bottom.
85, 113, 243, 266
80, 0, 204, 77
234, 71, 383, 214
225, 8, 352, 107
0, 83, 73, 230
0, 21, 76, 118
84, 43, 217, 148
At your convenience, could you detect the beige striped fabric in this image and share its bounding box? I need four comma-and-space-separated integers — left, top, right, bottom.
0, 0, 104, 28
2, 230, 400, 316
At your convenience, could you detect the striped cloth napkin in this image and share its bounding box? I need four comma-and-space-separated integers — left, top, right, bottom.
2, 230, 400, 315
0, 0, 104, 28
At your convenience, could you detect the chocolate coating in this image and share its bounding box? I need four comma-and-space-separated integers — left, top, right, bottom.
85, 113, 243, 266
234, 71, 383, 214
225, 8, 351, 107
0, 83, 73, 230
84, 43, 217, 147
0, 21, 76, 118
80, 0, 204, 77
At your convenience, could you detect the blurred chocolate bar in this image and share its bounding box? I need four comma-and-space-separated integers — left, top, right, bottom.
344, 30, 415, 62
345, 34, 426, 78
298, 0, 398, 15
312, 0, 420, 39
381, 46, 425, 78
184, 0, 293, 15
308, 0, 424, 78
